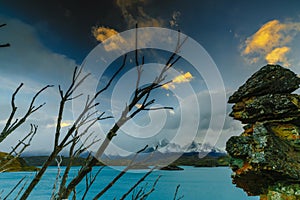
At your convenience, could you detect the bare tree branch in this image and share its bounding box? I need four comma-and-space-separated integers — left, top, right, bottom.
96, 55, 127, 96
57, 128, 101, 199
51, 155, 62, 200
0, 84, 52, 143
0, 83, 23, 140
120, 167, 159, 200
21, 56, 126, 199
92, 145, 149, 199
0, 124, 37, 172
173, 184, 184, 200
9, 124, 37, 156
139, 175, 161, 200
0, 43, 10, 47
143, 106, 173, 111
14, 178, 28, 200
0, 23, 10, 47
82, 166, 104, 200
20, 66, 93, 199
61, 30, 187, 199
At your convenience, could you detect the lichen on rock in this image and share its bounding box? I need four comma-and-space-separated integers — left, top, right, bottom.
228, 64, 300, 103
226, 64, 300, 199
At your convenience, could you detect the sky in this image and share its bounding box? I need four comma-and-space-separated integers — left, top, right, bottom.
1, 0, 300, 156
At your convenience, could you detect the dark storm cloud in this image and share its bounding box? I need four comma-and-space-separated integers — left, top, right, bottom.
1, 0, 182, 62
0, 1, 123, 62
0, 16, 77, 84
115, 0, 166, 28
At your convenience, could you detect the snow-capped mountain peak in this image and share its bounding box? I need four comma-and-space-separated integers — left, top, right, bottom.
147, 139, 225, 154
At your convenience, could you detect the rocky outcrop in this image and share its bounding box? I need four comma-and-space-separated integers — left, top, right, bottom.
226, 64, 300, 199
228, 65, 300, 103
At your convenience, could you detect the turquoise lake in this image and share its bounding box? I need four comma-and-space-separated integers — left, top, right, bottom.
0, 166, 259, 199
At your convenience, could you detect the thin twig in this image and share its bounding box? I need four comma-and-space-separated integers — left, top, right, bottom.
0, 84, 52, 143
0, 125, 37, 172
82, 166, 104, 200
139, 175, 161, 200
51, 155, 62, 199
173, 184, 184, 200
120, 167, 159, 200
3, 176, 27, 200
14, 178, 28, 200
93, 145, 149, 199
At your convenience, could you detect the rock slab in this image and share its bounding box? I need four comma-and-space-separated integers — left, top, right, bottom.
226, 65, 300, 199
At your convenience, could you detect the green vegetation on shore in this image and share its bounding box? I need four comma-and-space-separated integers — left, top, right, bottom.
173, 153, 229, 167
22, 156, 94, 167
0, 151, 229, 172
21, 152, 229, 168
0, 152, 38, 172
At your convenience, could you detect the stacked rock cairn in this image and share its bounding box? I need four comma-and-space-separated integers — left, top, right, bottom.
226, 64, 300, 199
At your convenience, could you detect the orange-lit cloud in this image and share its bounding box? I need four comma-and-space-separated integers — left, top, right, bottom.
242, 19, 300, 66
61, 122, 72, 128
265, 46, 290, 65
169, 11, 181, 28
47, 121, 72, 128
135, 103, 142, 109
92, 1, 180, 50
162, 72, 193, 90
92, 26, 126, 51
243, 20, 284, 55
92, 26, 118, 42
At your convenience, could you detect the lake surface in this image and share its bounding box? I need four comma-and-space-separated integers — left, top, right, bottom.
0, 166, 259, 199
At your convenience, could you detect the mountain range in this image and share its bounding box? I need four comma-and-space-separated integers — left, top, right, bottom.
143, 139, 225, 154
99, 140, 227, 167
21, 140, 228, 167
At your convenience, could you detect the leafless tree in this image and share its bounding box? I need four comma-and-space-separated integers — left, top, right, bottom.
57, 129, 102, 199
0, 124, 37, 173
19, 66, 116, 200
0, 83, 50, 174
60, 28, 186, 199
0, 24, 51, 199
1, 25, 186, 199
0, 83, 51, 144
